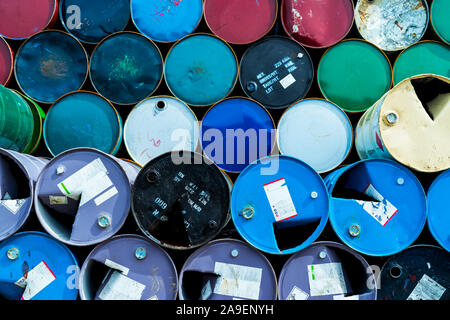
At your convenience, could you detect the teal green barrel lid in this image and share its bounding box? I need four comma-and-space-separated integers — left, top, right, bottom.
431, 0, 450, 45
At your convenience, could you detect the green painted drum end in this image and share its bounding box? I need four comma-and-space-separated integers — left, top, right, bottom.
431, 0, 450, 45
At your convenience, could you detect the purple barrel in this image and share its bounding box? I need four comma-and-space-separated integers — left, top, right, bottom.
0, 148, 48, 241
278, 242, 377, 300
34, 148, 132, 246
79, 234, 178, 300
179, 239, 277, 300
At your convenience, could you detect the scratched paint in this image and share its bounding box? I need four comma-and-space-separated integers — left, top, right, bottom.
14, 31, 88, 104
204, 0, 277, 44
282, 0, 354, 48
131, 0, 203, 42
0, 0, 57, 40
0, 37, 13, 85
90, 32, 163, 105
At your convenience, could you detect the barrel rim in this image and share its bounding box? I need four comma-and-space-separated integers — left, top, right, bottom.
200, 96, 277, 173
43, 90, 123, 156
13, 29, 90, 104
276, 97, 354, 174
280, 0, 355, 49
163, 32, 239, 107
317, 38, 393, 113
430, 0, 450, 45
89, 31, 164, 106
0, 36, 13, 86
203, 0, 279, 45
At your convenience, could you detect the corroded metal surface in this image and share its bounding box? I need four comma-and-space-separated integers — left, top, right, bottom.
355, 0, 429, 52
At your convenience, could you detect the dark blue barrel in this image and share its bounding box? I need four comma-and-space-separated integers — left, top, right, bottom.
325, 159, 427, 256
131, 0, 203, 43
43, 91, 123, 156
60, 0, 130, 44
0, 231, 78, 300
165, 33, 238, 107
90, 32, 163, 105
201, 97, 275, 173
14, 30, 88, 104
427, 169, 450, 252
231, 155, 329, 255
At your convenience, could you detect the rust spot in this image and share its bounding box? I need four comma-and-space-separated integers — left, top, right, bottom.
414, 2, 424, 10
394, 21, 403, 31
410, 274, 417, 281
40, 58, 68, 78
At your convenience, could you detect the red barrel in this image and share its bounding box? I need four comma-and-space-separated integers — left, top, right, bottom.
0, 37, 13, 85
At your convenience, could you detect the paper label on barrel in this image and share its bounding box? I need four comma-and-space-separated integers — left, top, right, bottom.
1, 199, 26, 214
98, 271, 145, 300
307, 263, 347, 297
333, 294, 359, 300
213, 262, 262, 300
104, 259, 129, 276
287, 286, 309, 300
263, 178, 298, 222
280, 74, 296, 89
57, 158, 113, 207
407, 274, 446, 300
49, 195, 68, 205
356, 184, 398, 226
94, 187, 118, 206
15, 261, 56, 300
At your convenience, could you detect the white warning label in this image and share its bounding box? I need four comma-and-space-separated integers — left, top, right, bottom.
98, 271, 146, 300
286, 286, 309, 300
15, 261, 57, 300
356, 184, 398, 226
307, 263, 347, 297
407, 274, 446, 300
280, 74, 296, 89
1, 199, 26, 214
264, 178, 298, 222
213, 262, 262, 300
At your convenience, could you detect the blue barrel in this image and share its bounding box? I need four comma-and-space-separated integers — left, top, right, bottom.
79, 234, 178, 300
325, 159, 427, 256
0, 231, 78, 300
131, 0, 203, 43
43, 91, 123, 156
34, 148, 131, 246
14, 30, 88, 104
427, 170, 450, 252
201, 97, 275, 173
231, 155, 329, 255
165, 33, 238, 107
60, 0, 130, 44
0, 149, 48, 241
179, 239, 277, 300
90, 32, 163, 105
278, 242, 377, 300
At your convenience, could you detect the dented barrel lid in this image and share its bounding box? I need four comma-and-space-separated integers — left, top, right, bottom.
124, 96, 199, 167
278, 241, 377, 300
0, 231, 78, 300
325, 159, 427, 256
240, 36, 313, 109
355, 0, 429, 52
0, 149, 47, 241
231, 155, 329, 255
79, 234, 178, 300
179, 239, 277, 300
35, 148, 131, 246
132, 151, 230, 250
378, 245, 450, 300
427, 169, 450, 252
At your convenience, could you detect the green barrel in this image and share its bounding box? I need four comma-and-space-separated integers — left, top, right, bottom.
393, 41, 450, 86
431, 0, 450, 45
318, 40, 392, 113
0, 85, 36, 152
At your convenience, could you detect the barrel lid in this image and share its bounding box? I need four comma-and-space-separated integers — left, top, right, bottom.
355, 0, 429, 52
60, 0, 130, 44
79, 234, 178, 300
326, 159, 427, 256
132, 151, 230, 250
278, 241, 376, 300
427, 169, 450, 252
44, 91, 123, 156
278, 98, 353, 173
0, 36, 13, 85
14, 30, 89, 104
0, 0, 58, 40
0, 231, 78, 300
378, 74, 450, 173
201, 97, 276, 173
124, 96, 199, 167
179, 239, 277, 300
90, 32, 163, 105
378, 245, 450, 300
231, 155, 329, 255
239, 36, 313, 109
431, 0, 450, 45
35, 148, 131, 246
282, 0, 354, 49
131, 0, 203, 43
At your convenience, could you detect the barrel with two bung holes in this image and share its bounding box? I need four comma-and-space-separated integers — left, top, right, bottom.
79, 235, 178, 300
179, 239, 277, 300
